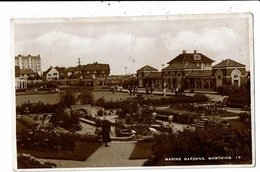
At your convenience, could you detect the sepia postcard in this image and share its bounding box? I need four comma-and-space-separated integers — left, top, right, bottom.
11, 13, 255, 171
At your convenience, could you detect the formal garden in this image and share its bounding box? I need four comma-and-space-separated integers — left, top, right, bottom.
16, 83, 252, 168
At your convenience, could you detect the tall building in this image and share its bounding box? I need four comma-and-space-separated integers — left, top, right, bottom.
15, 54, 42, 75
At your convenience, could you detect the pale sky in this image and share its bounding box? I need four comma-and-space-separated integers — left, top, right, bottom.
13, 15, 251, 75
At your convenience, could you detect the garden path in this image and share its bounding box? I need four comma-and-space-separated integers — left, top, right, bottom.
42, 141, 147, 169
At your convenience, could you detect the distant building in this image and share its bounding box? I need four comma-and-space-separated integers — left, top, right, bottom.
137, 65, 161, 88
162, 50, 215, 90
43, 66, 66, 81
15, 54, 42, 75
15, 66, 27, 90
81, 62, 110, 79
212, 59, 248, 89
19, 69, 37, 80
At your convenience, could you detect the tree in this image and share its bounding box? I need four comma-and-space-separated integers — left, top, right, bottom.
59, 90, 76, 107
76, 91, 94, 105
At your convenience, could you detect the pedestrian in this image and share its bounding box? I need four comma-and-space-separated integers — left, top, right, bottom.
132, 85, 136, 96
162, 88, 167, 97
145, 84, 149, 97
112, 86, 115, 94
101, 117, 111, 147
150, 83, 154, 96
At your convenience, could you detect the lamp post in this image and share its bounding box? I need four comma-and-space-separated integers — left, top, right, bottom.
125, 67, 127, 76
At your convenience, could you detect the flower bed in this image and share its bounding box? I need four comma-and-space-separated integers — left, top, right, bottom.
154, 109, 200, 125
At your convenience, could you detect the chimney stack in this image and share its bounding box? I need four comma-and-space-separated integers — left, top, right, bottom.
194, 50, 197, 54
183, 50, 187, 54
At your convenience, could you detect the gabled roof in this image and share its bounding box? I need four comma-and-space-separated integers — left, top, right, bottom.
66, 67, 77, 73
15, 66, 20, 77
185, 70, 212, 78
212, 59, 245, 68
82, 63, 110, 71
55, 67, 66, 74
162, 62, 200, 71
43, 66, 65, 75
137, 65, 158, 73
167, 52, 214, 64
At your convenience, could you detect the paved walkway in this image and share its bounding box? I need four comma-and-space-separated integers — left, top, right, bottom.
43, 141, 147, 169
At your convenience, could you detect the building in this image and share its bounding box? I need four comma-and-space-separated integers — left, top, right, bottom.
15, 54, 42, 75
137, 65, 162, 88
81, 62, 110, 79
162, 50, 215, 90
66, 67, 78, 79
15, 66, 27, 90
19, 69, 37, 80
43, 66, 66, 81
212, 59, 248, 89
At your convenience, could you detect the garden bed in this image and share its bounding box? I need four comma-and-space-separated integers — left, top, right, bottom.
17, 142, 102, 161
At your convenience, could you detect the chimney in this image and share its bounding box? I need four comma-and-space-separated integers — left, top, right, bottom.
28, 54, 31, 57
183, 50, 186, 54
194, 50, 197, 54
18, 54, 21, 57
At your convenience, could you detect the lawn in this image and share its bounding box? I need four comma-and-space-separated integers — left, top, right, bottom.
17, 142, 102, 161
129, 141, 155, 159
227, 118, 247, 130
218, 112, 240, 117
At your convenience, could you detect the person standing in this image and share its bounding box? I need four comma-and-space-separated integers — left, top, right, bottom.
145, 84, 149, 97
101, 117, 111, 147
150, 83, 154, 96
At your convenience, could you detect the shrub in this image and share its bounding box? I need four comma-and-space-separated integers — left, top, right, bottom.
76, 91, 94, 105
17, 127, 77, 151
144, 123, 252, 166
192, 93, 209, 102
59, 90, 76, 107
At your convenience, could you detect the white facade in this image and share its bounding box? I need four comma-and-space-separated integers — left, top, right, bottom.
46, 67, 60, 81
15, 55, 42, 75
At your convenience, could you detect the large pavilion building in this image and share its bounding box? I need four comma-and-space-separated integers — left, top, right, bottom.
137, 50, 248, 91
162, 50, 215, 90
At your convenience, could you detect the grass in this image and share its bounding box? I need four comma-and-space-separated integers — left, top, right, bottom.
17, 142, 102, 161
218, 112, 240, 117
129, 141, 155, 159
227, 118, 247, 130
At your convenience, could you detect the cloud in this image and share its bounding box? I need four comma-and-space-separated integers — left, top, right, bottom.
14, 17, 250, 74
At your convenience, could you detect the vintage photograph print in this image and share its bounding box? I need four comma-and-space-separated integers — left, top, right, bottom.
12, 13, 254, 170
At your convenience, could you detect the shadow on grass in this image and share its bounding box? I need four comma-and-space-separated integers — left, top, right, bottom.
17, 142, 103, 161
129, 141, 155, 160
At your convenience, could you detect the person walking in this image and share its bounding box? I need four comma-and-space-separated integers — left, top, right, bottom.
101, 117, 111, 147
162, 88, 167, 97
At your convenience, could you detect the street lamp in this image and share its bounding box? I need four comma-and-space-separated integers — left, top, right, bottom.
125, 67, 127, 76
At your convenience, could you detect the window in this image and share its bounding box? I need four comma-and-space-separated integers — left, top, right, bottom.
53, 73, 58, 76
48, 74, 51, 76
194, 54, 201, 60
204, 63, 211, 67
